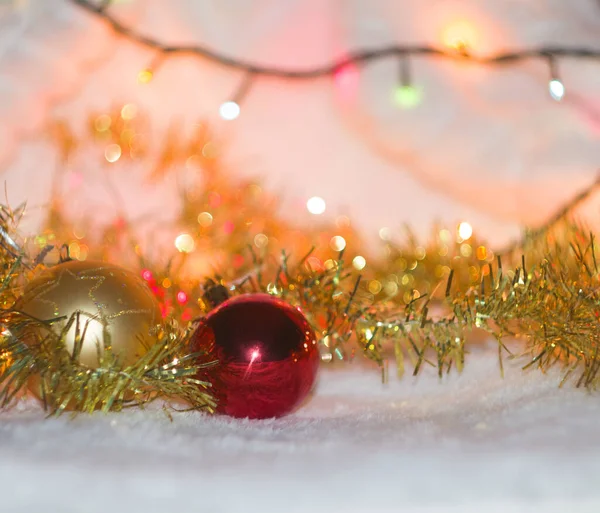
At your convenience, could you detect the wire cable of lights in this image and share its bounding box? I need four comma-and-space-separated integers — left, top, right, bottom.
71, 0, 600, 114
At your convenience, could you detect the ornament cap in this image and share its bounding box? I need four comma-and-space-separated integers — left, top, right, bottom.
202, 278, 230, 308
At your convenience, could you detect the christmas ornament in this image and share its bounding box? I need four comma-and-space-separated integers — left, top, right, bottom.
192, 293, 320, 419
18, 260, 161, 368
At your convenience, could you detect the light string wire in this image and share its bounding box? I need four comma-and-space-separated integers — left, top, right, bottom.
72, 0, 600, 80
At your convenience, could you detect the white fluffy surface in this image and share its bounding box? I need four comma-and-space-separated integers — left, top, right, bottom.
2, 343, 599, 513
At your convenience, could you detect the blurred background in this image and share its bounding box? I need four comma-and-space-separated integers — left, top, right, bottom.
1, 0, 600, 250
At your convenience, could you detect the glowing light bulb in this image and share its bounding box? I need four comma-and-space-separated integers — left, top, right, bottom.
549, 79, 565, 101
352, 255, 366, 270
175, 233, 195, 253
394, 85, 422, 109
104, 144, 122, 163
458, 222, 473, 240
219, 101, 240, 120
441, 20, 477, 52
330, 235, 346, 252
137, 68, 153, 84
306, 196, 326, 215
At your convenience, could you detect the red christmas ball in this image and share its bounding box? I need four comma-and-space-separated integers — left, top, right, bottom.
191, 293, 320, 419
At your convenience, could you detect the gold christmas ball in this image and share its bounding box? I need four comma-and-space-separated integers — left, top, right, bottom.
18, 260, 161, 368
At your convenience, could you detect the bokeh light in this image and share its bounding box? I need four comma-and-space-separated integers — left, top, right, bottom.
394, 85, 423, 109
352, 255, 366, 270
458, 222, 473, 240
104, 144, 122, 163
306, 196, 326, 215
330, 235, 347, 251
219, 101, 240, 120
175, 233, 195, 253
549, 79, 565, 101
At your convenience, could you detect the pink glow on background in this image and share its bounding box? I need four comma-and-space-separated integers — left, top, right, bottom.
1, 0, 599, 250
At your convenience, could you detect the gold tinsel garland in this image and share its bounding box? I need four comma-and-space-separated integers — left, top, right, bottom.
1, 109, 599, 415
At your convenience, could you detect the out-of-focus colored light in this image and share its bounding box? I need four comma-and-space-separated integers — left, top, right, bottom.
460, 243, 473, 257
306, 196, 326, 215
254, 233, 269, 248
379, 227, 392, 241
142, 269, 153, 281
219, 101, 240, 120
202, 141, 218, 158
137, 68, 153, 84
394, 85, 422, 109
105, 144, 122, 163
175, 233, 195, 253
334, 63, 360, 100
368, 280, 382, 294
441, 20, 477, 52
223, 221, 235, 234
121, 103, 138, 120
549, 79, 565, 101
94, 114, 111, 132
197, 211, 213, 227
352, 255, 367, 270
176, 291, 188, 305
458, 221, 473, 240
330, 235, 347, 252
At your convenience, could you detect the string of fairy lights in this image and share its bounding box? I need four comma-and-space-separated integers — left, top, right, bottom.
67, 0, 600, 244
72, 0, 600, 119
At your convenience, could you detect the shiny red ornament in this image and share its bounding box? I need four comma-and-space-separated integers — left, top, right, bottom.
191, 293, 320, 419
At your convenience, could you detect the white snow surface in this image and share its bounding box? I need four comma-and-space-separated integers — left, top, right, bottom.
1, 342, 599, 513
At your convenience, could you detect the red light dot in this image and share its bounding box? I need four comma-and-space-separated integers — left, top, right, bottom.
334, 63, 360, 101
181, 308, 192, 321
177, 291, 188, 305
233, 254, 245, 268
223, 221, 235, 234
208, 192, 222, 208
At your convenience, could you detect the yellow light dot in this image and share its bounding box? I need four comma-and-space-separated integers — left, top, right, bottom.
94, 114, 112, 132
401, 274, 410, 286
105, 143, 122, 163
384, 281, 399, 296
460, 243, 473, 257
379, 227, 391, 241
439, 245, 449, 257
254, 233, 269, 248
458, 222, 473, 241
439, 229, 451, 243
266, 283, 281, 295
68, 242, 80, 260
197, 212, 213, 227
441, 20, 477, 52
202, 142, 218, 159
162, 278, 172, 288
137, 68, 153, 84
306, 196, 326, 215
415, 247, 426, 260
121, 103, 138, 120
330, 235, 346, 252
477, 246, 487, 260
175, 233, 195, 253
352, 255, 366, 270
368, 280, 382, 294
78, 244, 89, 261
324, 259, 338, 271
